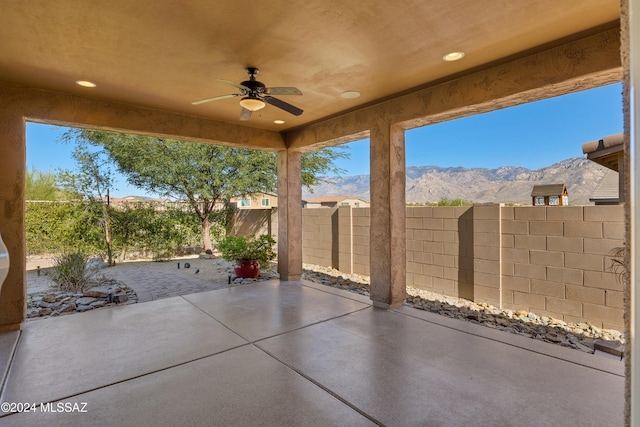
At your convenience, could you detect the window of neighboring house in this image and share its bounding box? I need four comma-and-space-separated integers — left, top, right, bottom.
534, 196, 545, 206
354, 202, 360, 207
238, 198, 251, 207
261, 198, 270, 207
549, 195, 559, 206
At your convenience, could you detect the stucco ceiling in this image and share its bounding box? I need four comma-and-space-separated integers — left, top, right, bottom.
0, 0, 620, 132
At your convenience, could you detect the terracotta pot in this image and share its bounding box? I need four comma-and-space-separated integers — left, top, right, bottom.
234, 259, 260, 279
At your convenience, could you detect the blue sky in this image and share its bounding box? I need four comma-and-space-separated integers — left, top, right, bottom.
27, 82, 623, 197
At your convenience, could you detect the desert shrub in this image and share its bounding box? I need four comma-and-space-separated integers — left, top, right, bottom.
49, 252, 97, 292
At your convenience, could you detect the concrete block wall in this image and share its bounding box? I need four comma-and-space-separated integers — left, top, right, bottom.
301, 208, 336, 267
501, 205, 624, 330
297, 204, 624, 330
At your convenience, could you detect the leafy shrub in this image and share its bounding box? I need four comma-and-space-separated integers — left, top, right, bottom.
218, 234, 276, 267
49, 252, 97, 292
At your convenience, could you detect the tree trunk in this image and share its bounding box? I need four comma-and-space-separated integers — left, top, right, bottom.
201, 216, 212, 251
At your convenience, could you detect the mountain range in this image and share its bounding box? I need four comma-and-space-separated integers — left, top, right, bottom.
303, 157, 613, 206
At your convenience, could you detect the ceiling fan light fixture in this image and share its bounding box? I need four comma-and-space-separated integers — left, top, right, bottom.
239, 97, 266, 111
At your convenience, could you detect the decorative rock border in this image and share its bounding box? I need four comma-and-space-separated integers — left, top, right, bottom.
301, 264, 625, 354
27, 279, 137, 320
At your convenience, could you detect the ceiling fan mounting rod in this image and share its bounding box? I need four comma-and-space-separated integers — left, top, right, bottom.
246, 67, 259, 79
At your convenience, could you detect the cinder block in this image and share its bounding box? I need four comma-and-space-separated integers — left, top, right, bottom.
413, 229, 434, 242
423, 241, 444, 254
433, 230, 455, 243
423, 263, 444, 277
565, 284, 605, 305
442, 266, 460, 281
474, 272, 500, 288
514, 235, 546, 250
530, 280, 565, 298
474, 259, 500, 274
605, 290, 624, 308
443, 242, 458, 256
545, 297, 583, 317
407, 262, 423, 274
501, 261, 514, 276
513, 291, 546, 310
546, 266, 583, 285
584, 238, 624, 256
473, 205, 501, 220
564, 222, 603, 238
476, 233, 501, 247
546, 206, 583, 221
500, 207, 515, 220
406, 218, 423, 229
503, 276, 530, 292
565, 253, 604, 272
514, 263, 546, 280
443, 218, 459, 231
529, 221, 563, 236
514, 207, 546, 220
433, 277, 456, 294
502, 248, 529, 264
603, 222, 624, 240
529, 250, 564, 267
584, 270, 623, 291
502, 290, 514, 305
433, 253, 455, 268
546, 236, 583, 253
502, 235, 515, 249
583, 303, 624, 329
412, 273, 434, 287
474, 285, 501, 305
474, 245, 500, 261
502, 220, 529, 235
584, 205, 624, 222
474, 219, 500, 234
433, 206, 456, 218
422, 218, 443, 230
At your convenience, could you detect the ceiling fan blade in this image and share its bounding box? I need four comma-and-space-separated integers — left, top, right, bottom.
215, 78, 250, 91
239, 107, 252, 121
266, 87, 302, 96
191, 93, 239, 105
263, 96, 303, 116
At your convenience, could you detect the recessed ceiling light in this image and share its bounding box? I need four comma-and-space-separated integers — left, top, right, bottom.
76, 80, 97, 88
442, 52, 465, 62
274, 120, 285, 124
341, 91, 361, 99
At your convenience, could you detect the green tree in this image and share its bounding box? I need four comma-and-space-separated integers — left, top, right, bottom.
63, 129, 347, 251
25, 168, 61, 201
56, 142, 116, 264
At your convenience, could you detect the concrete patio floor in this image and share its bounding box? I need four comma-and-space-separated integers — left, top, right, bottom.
0, 280, 624, 426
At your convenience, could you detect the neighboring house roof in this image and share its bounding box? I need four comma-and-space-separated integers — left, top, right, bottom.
590, 169, 620, 203
581, 133, 623, 172
304, 195, 369, 203
531, 184, 567, 197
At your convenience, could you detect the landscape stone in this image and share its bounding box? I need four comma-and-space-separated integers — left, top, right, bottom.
84, 286, 110, 298
42, 293, 57, 303
76, 297, 98, 306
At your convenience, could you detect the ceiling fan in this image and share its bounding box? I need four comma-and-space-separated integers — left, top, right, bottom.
192, 67, 303, 121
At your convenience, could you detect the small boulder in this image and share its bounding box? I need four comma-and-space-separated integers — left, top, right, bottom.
76, 297, 98, 306
42, 293, 57, 303
83, 286, 110, 298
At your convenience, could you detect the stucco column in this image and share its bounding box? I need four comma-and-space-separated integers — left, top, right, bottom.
369, 121, 406, 308
277, 150, 303, 281
0, 112, 26, 331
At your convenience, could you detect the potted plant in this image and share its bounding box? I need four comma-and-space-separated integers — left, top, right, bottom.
218, 234, 276, 278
